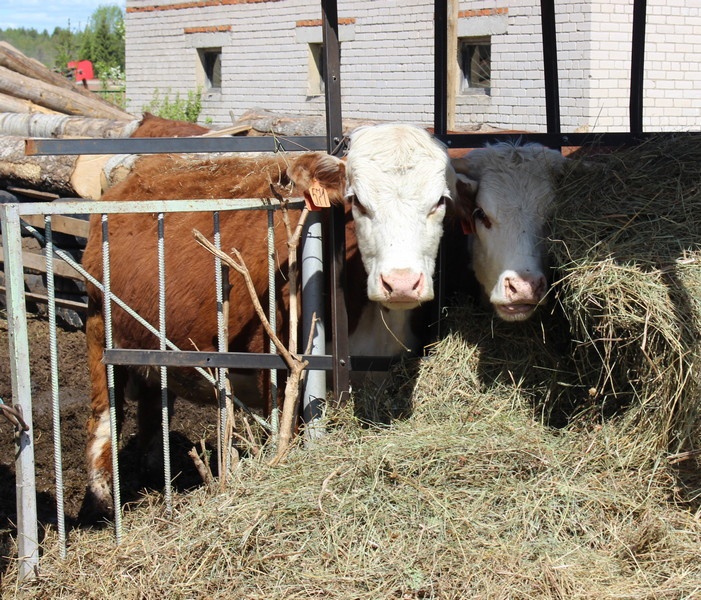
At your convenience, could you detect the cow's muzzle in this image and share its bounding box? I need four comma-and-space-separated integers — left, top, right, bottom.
376, 269, 429, 308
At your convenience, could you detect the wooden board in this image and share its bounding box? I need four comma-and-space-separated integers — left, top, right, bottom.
0, 246, 84, 281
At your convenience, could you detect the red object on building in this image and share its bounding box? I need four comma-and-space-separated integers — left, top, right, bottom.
67, 60, 94, 83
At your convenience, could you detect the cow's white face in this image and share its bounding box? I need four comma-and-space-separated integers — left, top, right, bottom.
453, 143, 566, 322
345, 124, 453, 309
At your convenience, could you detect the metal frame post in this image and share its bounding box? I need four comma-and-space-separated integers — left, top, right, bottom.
540, 0, 561, 135
322, 0, 350, 404
0, 203, 39, 580
434, 0, 448, 136
630, 0, 647, 135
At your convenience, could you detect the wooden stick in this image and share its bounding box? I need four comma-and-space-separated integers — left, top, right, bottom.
193, 201, 314, 465
188, 446, 213, 485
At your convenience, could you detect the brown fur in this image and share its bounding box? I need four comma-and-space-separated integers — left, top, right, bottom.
83, 153, 301, 406
82, 151, 369, 514
131, 112, 211, 138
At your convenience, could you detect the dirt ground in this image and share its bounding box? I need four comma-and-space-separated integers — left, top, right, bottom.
0, 309, 220, 536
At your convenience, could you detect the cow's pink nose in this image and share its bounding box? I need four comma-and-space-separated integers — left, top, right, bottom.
503, 274, 547, 303
380, 269, 425, 302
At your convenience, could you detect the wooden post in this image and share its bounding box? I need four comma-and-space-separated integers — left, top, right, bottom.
447, 0, 459, 131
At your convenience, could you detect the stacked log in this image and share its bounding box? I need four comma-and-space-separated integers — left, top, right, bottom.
0, 41, 133, 120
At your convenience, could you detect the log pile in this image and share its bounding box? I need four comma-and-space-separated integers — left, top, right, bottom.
0, 41, 134, 121
0, 42, 138, 323
0, 41, 141, 201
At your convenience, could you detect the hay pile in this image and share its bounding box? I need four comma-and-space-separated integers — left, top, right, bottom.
549, 134, 701, 465
5, 135, 701, 598
5, 384, 701, 598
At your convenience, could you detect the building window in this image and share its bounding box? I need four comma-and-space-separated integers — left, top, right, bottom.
199, 48, 222, 90
308, 43, 325, 96
459, 37, 491, 93
296, 20, 353, 100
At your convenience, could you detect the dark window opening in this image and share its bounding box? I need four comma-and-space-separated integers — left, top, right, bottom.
459, 38, 491, 92
200, 48, 222, 89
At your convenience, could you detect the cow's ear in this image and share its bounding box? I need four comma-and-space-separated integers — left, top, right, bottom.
453, 173, 479, 234
451, 148, 488, 180
287, 153, 346, 205
541, 147, 569, 176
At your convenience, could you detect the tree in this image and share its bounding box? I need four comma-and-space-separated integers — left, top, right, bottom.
79, 5, 125, 78
52, 25, 80, 74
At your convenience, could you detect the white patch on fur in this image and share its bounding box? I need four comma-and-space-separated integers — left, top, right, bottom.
88, 409, 113, 505
350, 303, 417, 358
459, 142, 566, 319
349, 302, 418, 390
346, 124, 454, 308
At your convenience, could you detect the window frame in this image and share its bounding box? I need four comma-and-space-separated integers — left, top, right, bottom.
198, 47, 222, 90
458, 36, 491, 95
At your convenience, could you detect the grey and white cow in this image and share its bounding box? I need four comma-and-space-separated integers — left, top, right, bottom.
452, 142, 567, 322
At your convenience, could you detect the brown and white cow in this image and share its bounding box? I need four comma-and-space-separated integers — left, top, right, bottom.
451, 142, 567, 322
82, 123, 459, 516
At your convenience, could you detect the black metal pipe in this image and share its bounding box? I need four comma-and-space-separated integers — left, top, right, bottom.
630, 0, 647, 135
540, 0, 561, 134
321, 0, 351, 403
26, 135, 327, 156
434, 0, 448, 135
103, 348, 410, 373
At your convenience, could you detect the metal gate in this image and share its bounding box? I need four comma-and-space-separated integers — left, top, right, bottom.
3, 0, 694, 581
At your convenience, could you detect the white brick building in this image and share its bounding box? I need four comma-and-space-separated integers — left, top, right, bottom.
124, 0, 701, 132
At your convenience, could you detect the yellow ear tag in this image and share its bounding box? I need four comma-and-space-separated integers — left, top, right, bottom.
305, 179, 331, 210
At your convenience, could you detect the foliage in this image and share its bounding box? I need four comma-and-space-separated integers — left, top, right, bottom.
143, 88, 204, 123
0, 26, 81, 70
94, 61, 128, 111
78, 5, 125, 79
0, 4, 124, 76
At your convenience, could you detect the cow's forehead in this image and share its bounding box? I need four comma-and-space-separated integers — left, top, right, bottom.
477, 161, 557, 217
346, 127, 451, 209
348, 160, 449, 210
347, 125, 448, 174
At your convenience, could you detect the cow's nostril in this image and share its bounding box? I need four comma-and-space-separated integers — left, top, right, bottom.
534, 275, 547, 298
381, 276, 393, 294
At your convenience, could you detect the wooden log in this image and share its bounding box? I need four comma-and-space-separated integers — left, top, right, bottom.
0, 92, 60, 115
0, 41, 133, 120
0, 114, 247, 199
100, 153, 140, 192
0, 112, 140, 138
0, 246, 83, 281
19, 213, 91, 239
0, 286, 87, 313
0, 135, 107, 199
0, 66, 130, 121
72, 154, 113, 199
234, 108, 380, 137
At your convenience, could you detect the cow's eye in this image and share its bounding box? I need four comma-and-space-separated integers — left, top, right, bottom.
474, 207, 492, 229
429, 196, 447, 216
350, 195, 369, 216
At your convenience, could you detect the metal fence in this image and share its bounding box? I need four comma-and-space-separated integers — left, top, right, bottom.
1, 194, 332, 578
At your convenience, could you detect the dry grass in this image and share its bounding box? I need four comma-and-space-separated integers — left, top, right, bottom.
5, 378, 701, 599
549, 134, 701, 465
4, 135, 701, 599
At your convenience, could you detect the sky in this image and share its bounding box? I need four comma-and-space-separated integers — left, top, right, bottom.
0, 0, 126, 32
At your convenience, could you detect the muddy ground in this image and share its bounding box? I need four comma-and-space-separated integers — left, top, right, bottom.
0, 309, 220, 539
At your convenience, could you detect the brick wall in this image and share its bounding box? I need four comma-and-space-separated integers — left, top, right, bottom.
125, 0, 701, 132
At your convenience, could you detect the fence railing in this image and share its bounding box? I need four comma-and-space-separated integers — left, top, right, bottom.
1, 195, 327, 579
